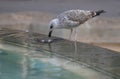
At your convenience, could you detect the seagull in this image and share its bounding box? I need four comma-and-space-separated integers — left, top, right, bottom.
46, 9, 105, 43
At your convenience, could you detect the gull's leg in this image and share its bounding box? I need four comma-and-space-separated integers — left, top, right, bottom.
74, 28, 77, 62
74, 28, 77, 42
69, 28, 73, 41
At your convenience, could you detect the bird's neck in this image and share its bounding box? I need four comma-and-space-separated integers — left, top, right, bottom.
53, 18, 59, 24
51, 18, 59, 28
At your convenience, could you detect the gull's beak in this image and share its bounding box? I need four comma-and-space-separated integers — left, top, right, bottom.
48, 25, 53, 38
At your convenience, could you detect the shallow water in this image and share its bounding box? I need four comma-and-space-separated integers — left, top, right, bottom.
0, 48, 85, 79
0, 29, 120, 79
0, 43, 115, 79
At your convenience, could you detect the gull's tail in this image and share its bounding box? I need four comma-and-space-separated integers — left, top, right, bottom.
92, 10, 106, 17
94, 10, 106, 16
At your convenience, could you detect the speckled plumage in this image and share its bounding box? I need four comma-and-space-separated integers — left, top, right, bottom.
50, 9, 95, 29
48, 9, 105, 38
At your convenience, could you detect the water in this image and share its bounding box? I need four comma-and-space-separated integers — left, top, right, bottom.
0, 43, 117, 79
0, 48, 85, 79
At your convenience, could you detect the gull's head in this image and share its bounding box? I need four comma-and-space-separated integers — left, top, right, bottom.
48, 18, 59, 37
49, 18, 59, 29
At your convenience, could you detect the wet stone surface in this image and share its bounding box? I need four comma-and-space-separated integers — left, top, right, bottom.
0, 28, 120, 79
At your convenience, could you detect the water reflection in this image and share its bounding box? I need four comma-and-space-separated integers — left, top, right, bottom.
0, 28, 120, 79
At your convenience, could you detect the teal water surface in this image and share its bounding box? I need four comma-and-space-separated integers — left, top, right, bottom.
0, 49, 85, 79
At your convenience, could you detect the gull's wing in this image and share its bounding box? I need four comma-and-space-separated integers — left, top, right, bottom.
57, 15, 80, 28
64, 18, 80, 27
58, 10, 93, 24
